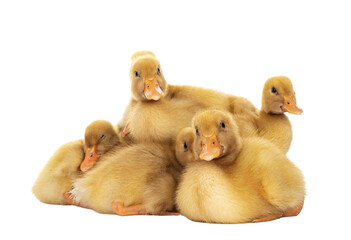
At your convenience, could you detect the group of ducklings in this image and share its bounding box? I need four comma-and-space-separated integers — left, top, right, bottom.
32, 51, 305, 223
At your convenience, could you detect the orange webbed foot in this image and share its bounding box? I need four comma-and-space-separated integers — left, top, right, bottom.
111, 201, 147, 216
63, 191, 88, 208
111, 201, 180, 216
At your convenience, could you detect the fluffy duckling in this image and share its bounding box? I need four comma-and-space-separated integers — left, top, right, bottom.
231, 76, 302, 153
129, 51, 167, 101
176, 109, 305, 223
118, 51, 257, 143
32, 139, 85, 205
253, 76, 302, 153
175, 127, 197, 167
32, 120, 121, 204
63, 141, 183, 215
80, 120, 121, 172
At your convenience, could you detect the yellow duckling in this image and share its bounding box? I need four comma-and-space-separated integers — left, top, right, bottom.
233, 76, 303, 153
32, 120, 121, 204
118, 50, 256, 143
176, 108, 305, 223
32, 139, 84, 205
175, 127, 197, 167
63, 121, 183, 215
256, 76, 302, 153
80, 120, 121, 172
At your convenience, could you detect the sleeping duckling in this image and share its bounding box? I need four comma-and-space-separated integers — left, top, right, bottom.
118, 50, 257, 143
32, 120, 121, 204
63, 141, 183, 215
32, 139, 85, 205
80, 120, 121, 172
176, 108, 305, 223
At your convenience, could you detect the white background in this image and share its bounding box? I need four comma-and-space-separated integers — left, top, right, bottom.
1, 0, 350, 239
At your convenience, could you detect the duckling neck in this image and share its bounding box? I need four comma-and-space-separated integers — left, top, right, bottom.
215, 150, 240, 167
261, 95, 286, 115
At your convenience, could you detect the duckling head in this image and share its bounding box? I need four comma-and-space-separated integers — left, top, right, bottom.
175, 127, 196, 166
262, 76, 303, 115
192, 108, 242, 162
80, 120, 120, 172
130, 51, 167, 101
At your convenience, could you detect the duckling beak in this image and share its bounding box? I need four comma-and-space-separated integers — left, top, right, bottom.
144, 77, 165, 100
281, 96, 303, 115
80, 145, 99, 172
199, 132, 222, 161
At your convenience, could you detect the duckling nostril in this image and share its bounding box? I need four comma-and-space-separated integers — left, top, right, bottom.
90, 153, 94, 158
287, 102, 290, 105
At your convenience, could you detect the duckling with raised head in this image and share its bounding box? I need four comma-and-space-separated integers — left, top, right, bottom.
232, 76, 303, 153
118, 51, 257, 143
256, 76, 303, 153
176, 108, 305, 223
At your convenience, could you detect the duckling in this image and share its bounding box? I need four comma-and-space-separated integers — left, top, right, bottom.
63, 141, 183, 215
256, 76, 302, 153
80, 120, 121, 172
118, 51, 257, 143
175, 127, 197, 167
231, 76, 302, 153
176, 109, 305, 223
32, 120, 121, 204
129, 50, 167, 101
32, 139, 85, 205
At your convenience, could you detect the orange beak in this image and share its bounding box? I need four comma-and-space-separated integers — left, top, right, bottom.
281, 95, 303, 115
80, 145, 99, 172
144, 77, 164, 100
199, 132, 222, 161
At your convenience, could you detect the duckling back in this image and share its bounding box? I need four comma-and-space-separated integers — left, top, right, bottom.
69, 142, 182, 214
32, 139, 84, 205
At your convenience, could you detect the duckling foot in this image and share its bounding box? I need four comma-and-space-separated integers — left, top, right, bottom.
63, 191, 87, 208
252, 213, 283, 223
283, 200, 304, 217
111, 201, 180, 216
121, 122, 131, 137
112, 201, 147, 216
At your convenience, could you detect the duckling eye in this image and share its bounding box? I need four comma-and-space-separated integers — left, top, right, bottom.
271, 87, 278, 94
220, 122, 226, 129
100, 135, 105, 141
135, 71, 139, 77
157, 67, 161, 73
183, 142, 188, 152
195, 127, 199, 136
